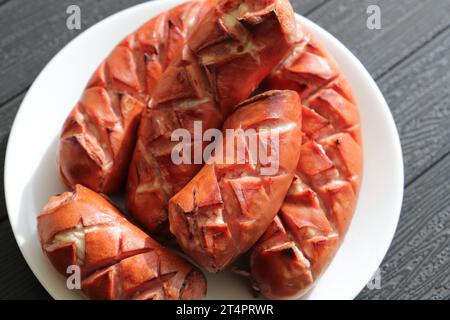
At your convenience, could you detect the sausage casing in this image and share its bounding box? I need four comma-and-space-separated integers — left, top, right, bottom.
251, 25, 363, 300
37, 185, 207, 300
169, 90, 302, 273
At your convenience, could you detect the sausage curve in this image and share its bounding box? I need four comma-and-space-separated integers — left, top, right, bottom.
59, 1, 209, 194
251, 24, 363, 300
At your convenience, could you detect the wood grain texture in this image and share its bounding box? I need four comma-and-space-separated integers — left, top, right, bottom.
375, 27, 450, 185
358, 153, 450, 300
0, 0, 148, 106
0, 219, 51, 299
292, 0, 329, 15
308, 0, 450, 79
0, 93, 25, 222
354, 15, 450, 300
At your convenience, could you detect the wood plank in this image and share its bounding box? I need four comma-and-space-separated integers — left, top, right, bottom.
0, 219, 51, 299
358, 153, 450, 300
0, 93, 25, 222
307, 0, 450, 184
292, 0, 329, 15
0, 0, 148, 107
308, 0, 450, 79
375, 27, 450, 185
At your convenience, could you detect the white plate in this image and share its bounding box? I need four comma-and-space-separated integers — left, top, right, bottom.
4, 0, 404, 300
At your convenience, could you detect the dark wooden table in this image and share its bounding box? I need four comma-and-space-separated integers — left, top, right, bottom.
1, 0, 449, 300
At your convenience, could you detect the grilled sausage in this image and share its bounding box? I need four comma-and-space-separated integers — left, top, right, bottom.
169, 90, 302, 273
58, 1, 210, 194
251, 25, 363, 300
126, 0, 298, 235
37, 185, 207, 300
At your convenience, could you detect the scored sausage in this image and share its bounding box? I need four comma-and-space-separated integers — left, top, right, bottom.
37, 185, 207, 300
58, 1, 211, 194
251, 25, 363, 299
169, 90, 302, 273
126, 0, 298, 235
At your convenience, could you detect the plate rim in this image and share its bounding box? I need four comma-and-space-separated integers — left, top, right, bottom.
4, 0, 404, 300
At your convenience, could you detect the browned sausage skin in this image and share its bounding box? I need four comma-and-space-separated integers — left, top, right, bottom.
58, 1, 209, 194
251, 25, 363, 300
169, 90, 302, 273
37, 185, 207, 300
126, 0, 298, 236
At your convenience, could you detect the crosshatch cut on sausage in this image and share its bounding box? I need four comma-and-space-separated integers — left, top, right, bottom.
37, 185, 207, 300
169, 90, 303, 273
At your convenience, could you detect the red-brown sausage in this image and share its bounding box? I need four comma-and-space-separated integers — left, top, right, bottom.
251, 25, 363, 300
58, 1, 210, 194
37, 185, 207, 300
126, 0, 298, 235
169, 90, 302, 273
